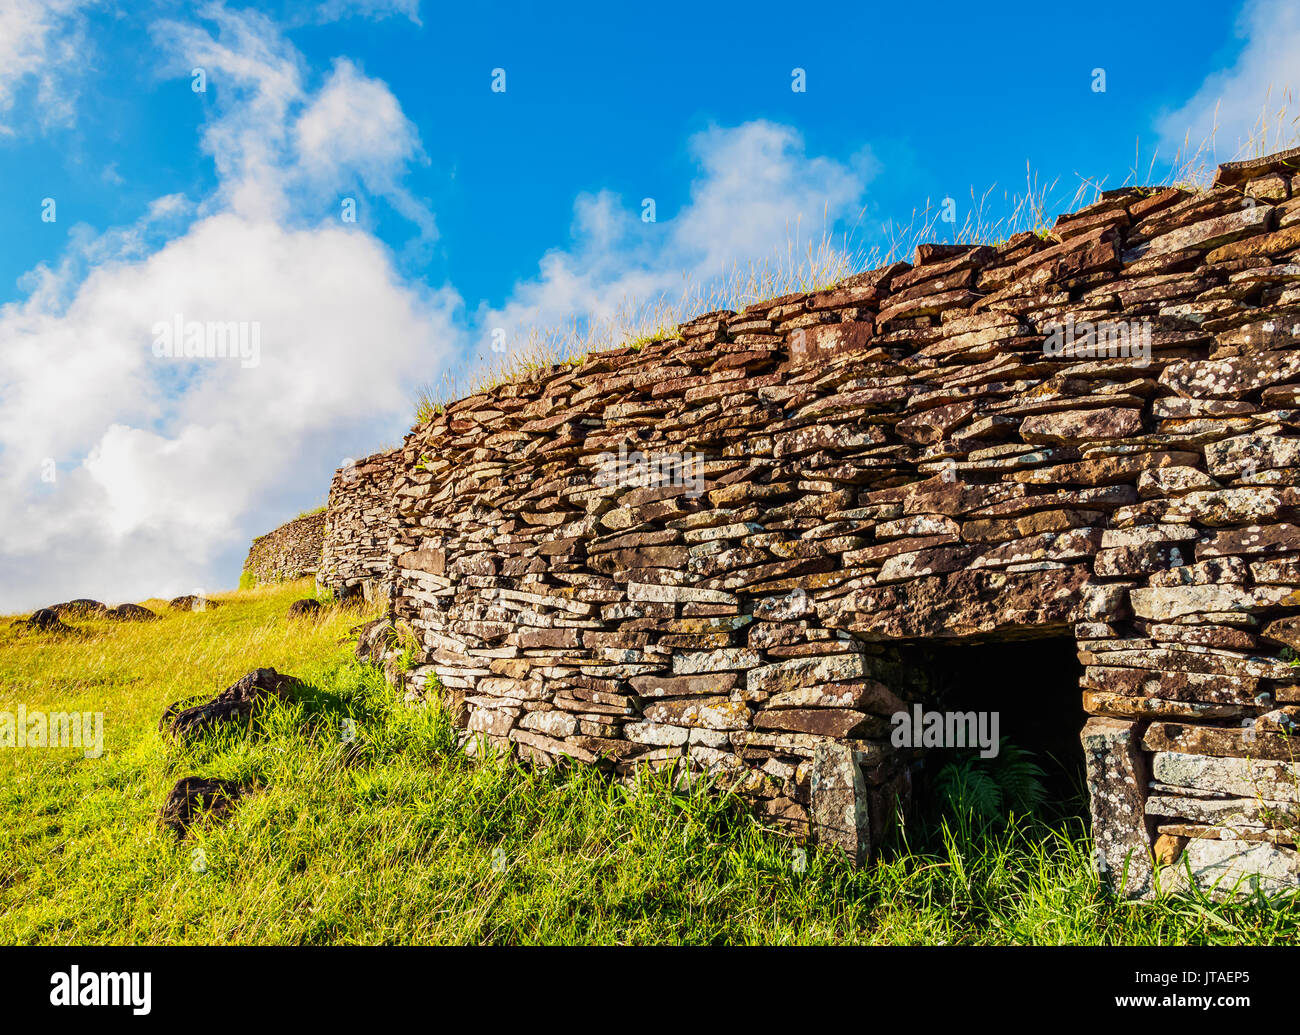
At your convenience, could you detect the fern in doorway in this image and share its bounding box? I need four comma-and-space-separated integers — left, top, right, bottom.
934, 737, 1048, 825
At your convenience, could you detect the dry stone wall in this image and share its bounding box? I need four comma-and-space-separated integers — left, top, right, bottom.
318, 449, 401, 602
333, 146, 1300, 897
241, 511, 325, 585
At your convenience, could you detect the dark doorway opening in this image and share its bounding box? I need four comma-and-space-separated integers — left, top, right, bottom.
892, 636, 1089, 828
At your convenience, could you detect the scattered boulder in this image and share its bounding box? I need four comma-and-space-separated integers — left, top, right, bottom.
160, 667, 296, 740
352, 618, 421, 689
159, 776, 248, 838
353, 618, 393, 665
16, 608, 75, 634
49, 599, 110, 619
105, 603, 158, 621
287, 598, 322, 619
168, 595, 221, 612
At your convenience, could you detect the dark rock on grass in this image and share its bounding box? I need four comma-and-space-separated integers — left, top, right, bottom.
105, 603, 158, 621
353, 618, 393, 664
352, 618, 423, 693
17, 608, 75, 634
159, 776, 248, 838
168, 595, 221, 612
160, 667, 296, 741
287, 598, 322, 619
49, 599, 110, 619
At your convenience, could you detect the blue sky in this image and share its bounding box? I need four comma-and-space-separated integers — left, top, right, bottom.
1, 0, 1297, 610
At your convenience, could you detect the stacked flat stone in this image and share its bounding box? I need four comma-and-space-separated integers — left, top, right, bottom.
325, 146, 1300, 897
241, 511, 325, 585
318, 449, 400, 602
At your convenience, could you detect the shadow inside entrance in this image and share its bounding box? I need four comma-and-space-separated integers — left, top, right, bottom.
888, 636, 1090, 833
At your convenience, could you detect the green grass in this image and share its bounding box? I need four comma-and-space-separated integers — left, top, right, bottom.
1, 579, 1297, 944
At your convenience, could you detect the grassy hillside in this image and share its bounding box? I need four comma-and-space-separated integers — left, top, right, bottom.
1, 580, 1296, 945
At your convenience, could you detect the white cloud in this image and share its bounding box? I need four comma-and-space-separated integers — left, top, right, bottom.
0, 5, 459, 611
480, 120, 875, 358
0, 0, 94, 133
312, 0, 422, 27
152, 8, 436, 236
1158, 0, 1300, 162
1, 215, 460, 611
152, 5, 306, 221
295, 58, 435, 242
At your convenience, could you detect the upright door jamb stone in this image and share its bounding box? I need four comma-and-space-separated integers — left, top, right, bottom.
810, 742, 871, 865
1081, 716, 1155, 899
